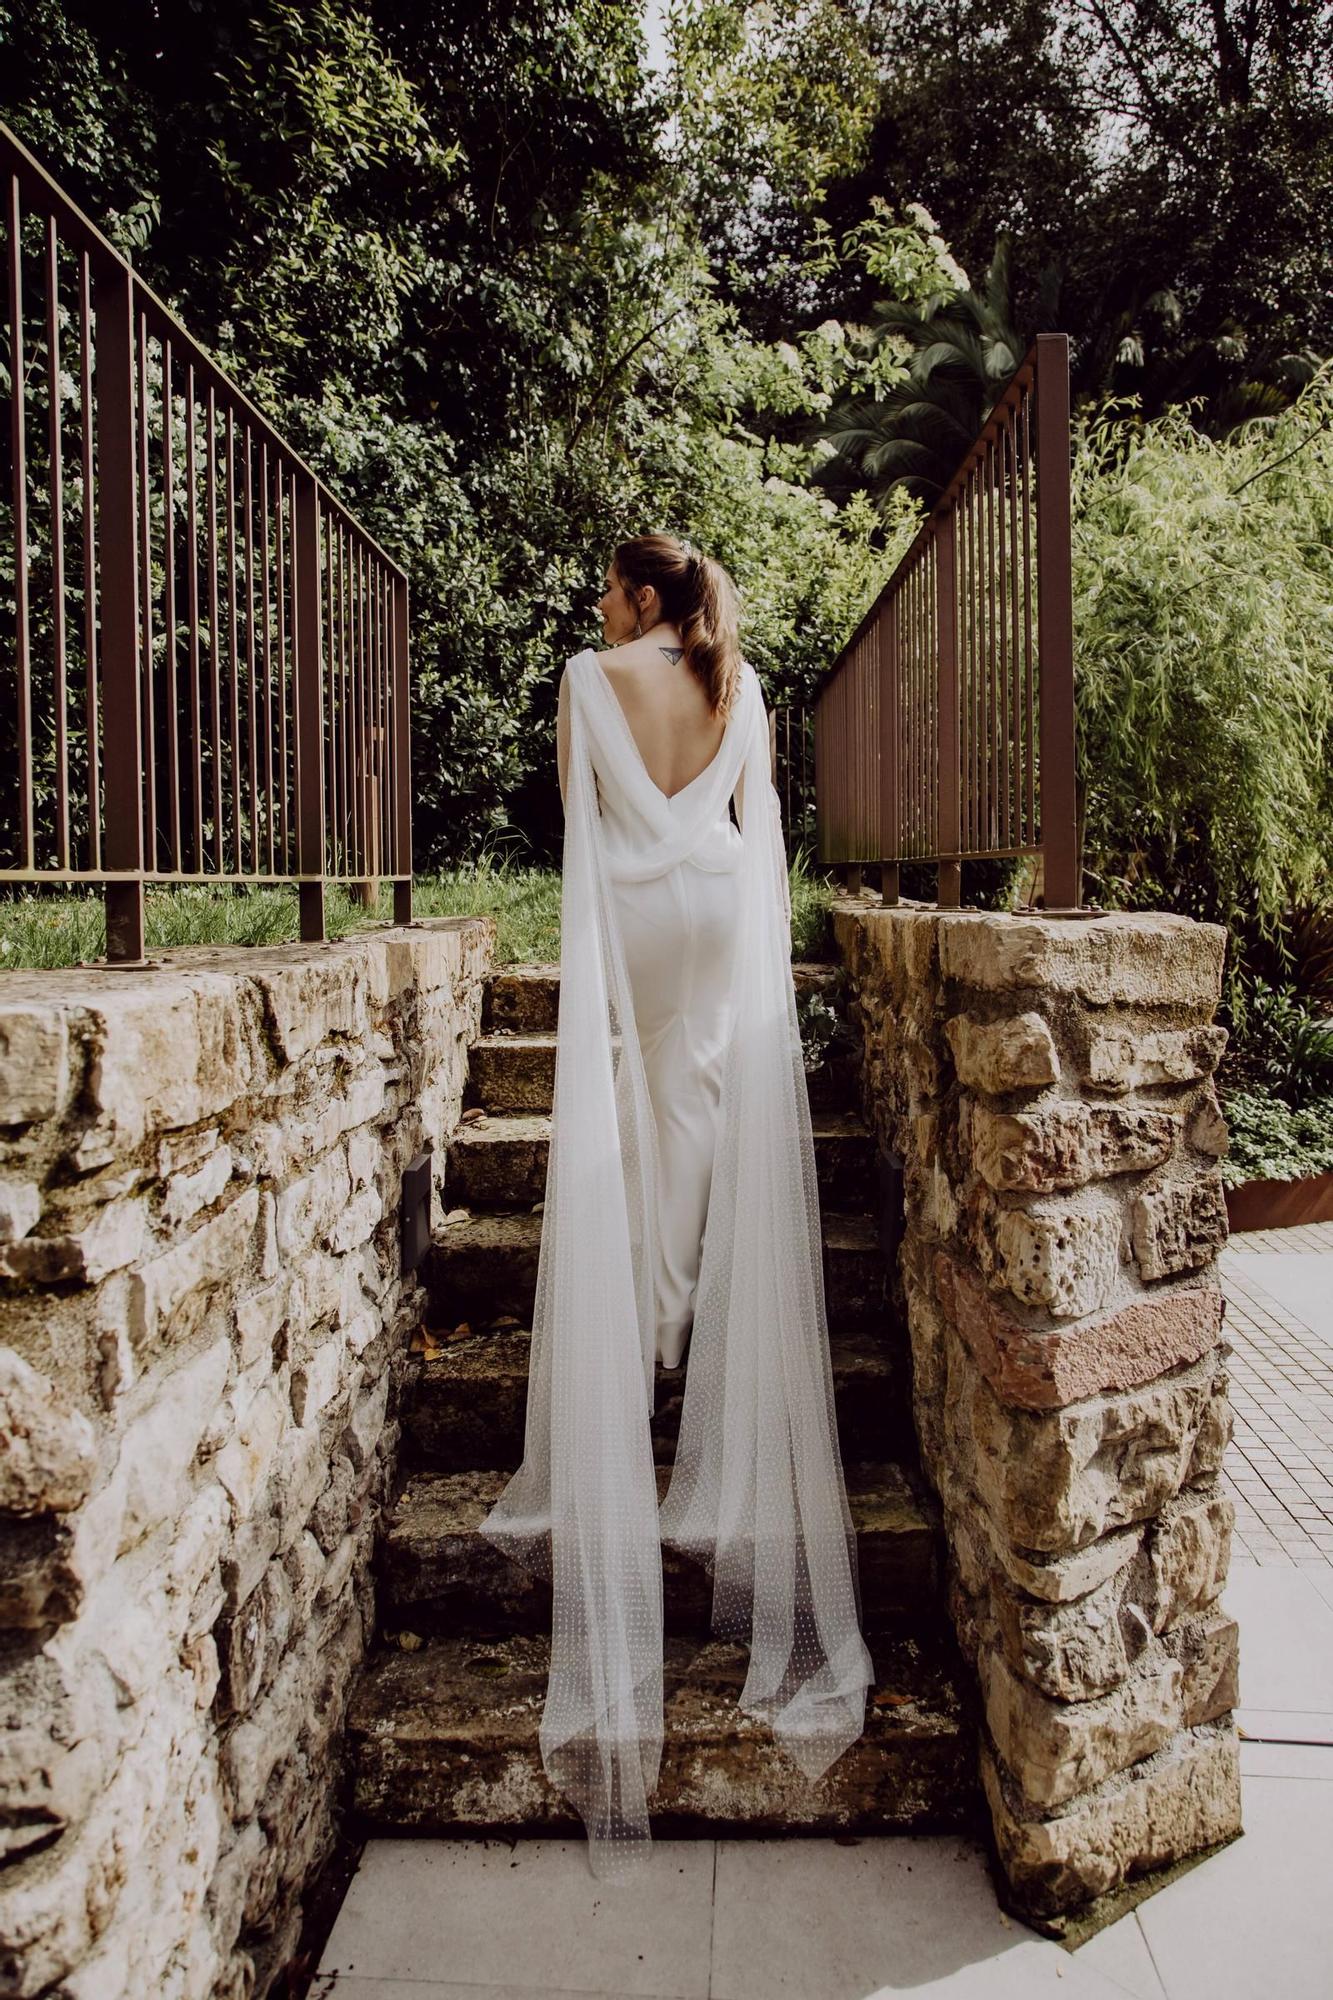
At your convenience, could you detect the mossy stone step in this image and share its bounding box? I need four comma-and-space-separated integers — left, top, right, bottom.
348, 1624, 981, 1838
377, 1459, 938, 1639
466, 1029, 857, 1116
424, 1205, 886, 1333
444, 1107, 875, 1211
399, 1319, 915, 1474
482, 960, 844, 1037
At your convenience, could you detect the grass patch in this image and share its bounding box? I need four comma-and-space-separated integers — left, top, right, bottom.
0, 844, 838, 971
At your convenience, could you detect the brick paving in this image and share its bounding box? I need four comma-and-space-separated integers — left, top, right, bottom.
1219, 1219, 1333, 1569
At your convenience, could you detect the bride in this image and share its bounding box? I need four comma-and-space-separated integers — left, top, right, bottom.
478, 532, 873, 1878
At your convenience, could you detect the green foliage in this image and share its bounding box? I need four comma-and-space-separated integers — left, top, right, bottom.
1070, 371, 1333, 994
1216, 1088, 1333, 1190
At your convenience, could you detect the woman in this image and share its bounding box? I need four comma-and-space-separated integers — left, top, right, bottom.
479, 534, 872, 1880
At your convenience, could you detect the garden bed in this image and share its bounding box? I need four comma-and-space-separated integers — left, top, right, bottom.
1225, 1168, 1333, 1233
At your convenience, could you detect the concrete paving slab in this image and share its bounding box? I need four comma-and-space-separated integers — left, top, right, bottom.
1133, 1772, 1333, 2000
317, 1836, 715, 1996
709, 1836, 1133, 2000
1222, 1562, 1333, 1737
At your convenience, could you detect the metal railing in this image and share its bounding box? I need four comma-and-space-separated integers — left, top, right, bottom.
1, 120, 412, 965
812, 333, 1081, 912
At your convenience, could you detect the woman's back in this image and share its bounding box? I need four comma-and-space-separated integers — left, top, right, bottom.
593, 635, 731, 802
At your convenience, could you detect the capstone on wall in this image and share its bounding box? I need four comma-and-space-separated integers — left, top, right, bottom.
831, 897, 1243, 1920
0, 917, 493, 1999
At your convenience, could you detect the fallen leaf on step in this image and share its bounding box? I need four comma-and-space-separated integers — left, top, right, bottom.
459, 1107, 488, 1124
872, 1691, 914, 1708
444, 1206, 471, 1225
489, 1314, 522, 1329
396, 1631, 425, 1652
531, 1200, 545, 1213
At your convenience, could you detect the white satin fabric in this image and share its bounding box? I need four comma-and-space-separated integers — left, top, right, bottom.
477, 647, 872, 1879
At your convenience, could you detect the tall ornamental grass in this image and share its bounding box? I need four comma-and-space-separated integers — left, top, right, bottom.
1071, 369, 1333, 1002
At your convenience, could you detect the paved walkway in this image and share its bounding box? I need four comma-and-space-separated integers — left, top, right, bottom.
315, 1224, 1333, 2000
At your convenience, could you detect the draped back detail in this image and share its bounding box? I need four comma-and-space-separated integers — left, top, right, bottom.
478, 648, 872, 1880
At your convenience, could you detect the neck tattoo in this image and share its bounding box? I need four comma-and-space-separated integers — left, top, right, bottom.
659, 645, 684, 664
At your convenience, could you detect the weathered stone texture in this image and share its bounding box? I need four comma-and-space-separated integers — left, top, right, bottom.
831, 896, 1239, 1919
0, 917, 492, 1999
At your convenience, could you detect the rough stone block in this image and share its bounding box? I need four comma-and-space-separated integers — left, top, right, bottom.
0, 1350, 98, 1515
127, 1190, 261, 1351
0, 1004, 70, 1126
936, 910, 1227, 1011
1, 1197, 148, 1286
968, 1101, 1176, 1194
980, 1722, 1242, 1917
940, 1328, 1231, 1554
974, 1193, 1121, 1316
275, 1150, 352, 1261
1141, 1486, 1234, 1631
945, 1011, 1060, 1094
1084, 1023, 1227, 1094
936, 1254, 1224, 1410
116, 1340, 231, 1554
0, 1178, 42, 1241
1131, 1172, 1230, 1280
1162, 1604, 1240, 1725
982, 1648, 1183, 1808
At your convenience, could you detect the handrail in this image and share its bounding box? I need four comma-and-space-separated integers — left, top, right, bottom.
813, 333, 1080, 912
1, 119, 413, 963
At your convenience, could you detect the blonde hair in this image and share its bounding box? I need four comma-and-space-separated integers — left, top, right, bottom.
611, 533, 743, 719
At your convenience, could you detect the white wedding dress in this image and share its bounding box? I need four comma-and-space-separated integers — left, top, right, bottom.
478, 647, 873, 1878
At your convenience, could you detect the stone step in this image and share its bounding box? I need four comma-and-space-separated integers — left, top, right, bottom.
399, 1319, 915, 1473
348, 1623, 981, 1838
444, 1107, 875, 1212
377, 1460, 938, 1639
423, 1205, 886, 1333
466, 1029, 857, 1116
482, 960, 844, 1037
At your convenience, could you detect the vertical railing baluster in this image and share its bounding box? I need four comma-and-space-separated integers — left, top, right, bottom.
293, 473, 325, 940
163, 336, 181, 871
45, 215, 70, 870
206, 385, 222, 871
7, 174, 33, 870
136, 309, 156, 871
1034, 333, 1078, 908
95, 258, 145, 960
245, 426, 258, 871
260, 439, 273, 874
78, 249, 100, 871
393, 574, 412, 919
186, 366, 204, 870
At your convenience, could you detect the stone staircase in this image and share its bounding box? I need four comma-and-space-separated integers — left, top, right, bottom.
346, 962, 983, 1839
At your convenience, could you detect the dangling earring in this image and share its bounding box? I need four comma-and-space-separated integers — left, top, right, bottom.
633, 616, 642, 638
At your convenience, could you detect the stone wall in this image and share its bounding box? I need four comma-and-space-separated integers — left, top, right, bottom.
0, 917, 493, 1999
831, 895, 1243, 1921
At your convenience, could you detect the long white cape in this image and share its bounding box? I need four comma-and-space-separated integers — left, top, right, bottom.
478, 648, 872, 1878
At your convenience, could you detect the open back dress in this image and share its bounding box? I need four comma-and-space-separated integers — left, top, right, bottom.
478, 647, 873, 1879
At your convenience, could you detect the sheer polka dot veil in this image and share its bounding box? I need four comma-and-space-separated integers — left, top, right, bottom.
477, 650, 872, 1877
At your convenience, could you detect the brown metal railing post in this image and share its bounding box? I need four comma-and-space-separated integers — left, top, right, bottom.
391, 576, 413, 925
96, 259, 147, 962
1033, 333, 1080, 909
935, 509, 961, 908
293, 475, 326, 942
878, 598, 899, 904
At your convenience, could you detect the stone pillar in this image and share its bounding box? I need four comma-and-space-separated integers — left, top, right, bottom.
831, 899, 1243, 1921
0, 918, 493, 1999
